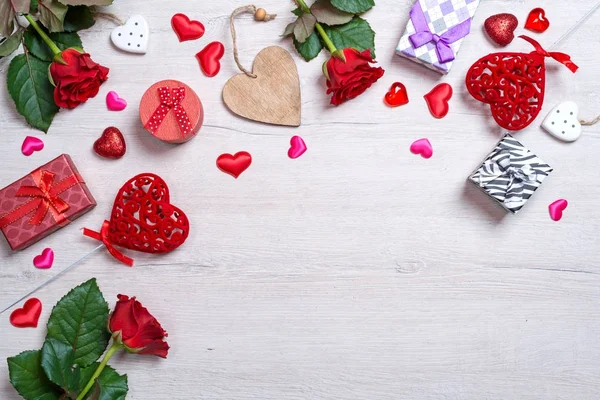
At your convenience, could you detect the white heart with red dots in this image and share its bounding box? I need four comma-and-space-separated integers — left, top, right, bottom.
111, 15, 149, 54
542, 101, 581, 142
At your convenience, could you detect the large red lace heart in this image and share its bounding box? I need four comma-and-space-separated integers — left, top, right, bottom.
465, 36, 577, 131
84, 173, 189, 266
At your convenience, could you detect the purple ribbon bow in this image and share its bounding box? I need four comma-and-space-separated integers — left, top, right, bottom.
409, 1, 471, 64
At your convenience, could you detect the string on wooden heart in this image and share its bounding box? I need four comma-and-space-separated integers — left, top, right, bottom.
230, 5, 277, 78
580, 115, 600, 126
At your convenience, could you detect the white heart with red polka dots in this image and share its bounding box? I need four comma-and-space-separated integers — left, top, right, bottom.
111, 15, 149, 54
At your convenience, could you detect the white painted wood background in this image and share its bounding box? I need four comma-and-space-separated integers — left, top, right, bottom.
1, 0, 599, 398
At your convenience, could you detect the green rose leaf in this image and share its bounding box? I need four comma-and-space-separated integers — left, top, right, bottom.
79, 364, 128, 400
46, 278, 110, 367
281, 22, 295, 37
0, 28, 23, 57
41, 338, 80, 394
57, 0, 113, 6
310, 0, 353, 26
7, 53, 59, 133
38, 0, 68, 32
63, 5, 95, 32
24, 25, 82, 61
0, 0, 29, 36
330, 0, 375, 13
294, 30, 323, 62
293, 13, 317, 44
323, 16, 376, 58
30, 0, 39, 12
7, 350, 62, 400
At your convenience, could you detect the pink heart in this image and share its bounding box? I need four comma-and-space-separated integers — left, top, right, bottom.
549, 199, 568, 221
288, 136, 307, 159
33, 248, 54, 269
410, 138, 433, 159
106, 91, 127, 111
21, 136, 44, 156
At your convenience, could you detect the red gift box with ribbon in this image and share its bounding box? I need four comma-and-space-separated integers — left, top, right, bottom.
0, 154, 96, 250
139, 79, 203, 144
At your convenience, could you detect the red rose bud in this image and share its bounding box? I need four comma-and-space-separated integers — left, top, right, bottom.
109, 295, 169, 358
49, 48, 109, 109
325, 48, 384, 106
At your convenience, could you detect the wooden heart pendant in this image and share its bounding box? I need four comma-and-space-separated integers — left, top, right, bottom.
222, 46, 301, 127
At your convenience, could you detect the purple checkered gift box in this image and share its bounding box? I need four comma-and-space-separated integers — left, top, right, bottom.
396, 0, 480, 74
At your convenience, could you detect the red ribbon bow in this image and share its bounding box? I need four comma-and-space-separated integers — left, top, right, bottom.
519, 35, 579, 73
0, 169, 82, 229
144, 86, 193, 137
82, 221, 134, 267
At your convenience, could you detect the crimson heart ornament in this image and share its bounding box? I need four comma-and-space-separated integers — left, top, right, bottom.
465, 35, 578, 131
83, 173, 190, 266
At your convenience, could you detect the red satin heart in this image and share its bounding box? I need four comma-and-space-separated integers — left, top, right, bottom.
525, 8, 549, 33
10, 298, 42, 328
424, 83, 453, 119
217, 152, 252, 179
107, 174, 190, 254
171, 13, 205, 42
384, 82, 409, 107
484, 13, 518, 46
94, 127, 126, 159
196, 42, 225, 77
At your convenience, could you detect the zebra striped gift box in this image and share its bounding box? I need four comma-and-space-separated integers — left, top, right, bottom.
469, 134, 553, 214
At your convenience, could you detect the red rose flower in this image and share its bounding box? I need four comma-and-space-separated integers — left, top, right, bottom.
325, 48, 384, 106
109, 295, 169, 358
49, 48, 109, 109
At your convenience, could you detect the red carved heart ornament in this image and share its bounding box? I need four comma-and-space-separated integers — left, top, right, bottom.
465, 35, 578, 131
83, 173, 190, 266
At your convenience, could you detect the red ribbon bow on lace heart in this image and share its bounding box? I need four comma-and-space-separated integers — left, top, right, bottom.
0, 169, 82, 229
465, 35, 578, 131
143, 87, 193, 137
83, 173, 190, 267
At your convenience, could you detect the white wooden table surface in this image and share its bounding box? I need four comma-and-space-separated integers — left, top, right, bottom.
1, 0, 599, 399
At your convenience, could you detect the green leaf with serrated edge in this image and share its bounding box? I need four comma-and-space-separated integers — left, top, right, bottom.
7, 53, 59, 133
41, 338, 81, 394
46, 278, 110, 367
24, 25, 82, 61
293, 13, 316, 43
323, 17, 376, 58
330, 0, 374, 13
63, 5, 95, 32
0, 0, 29, 36
79, 364, 128, 400
38, 0, 68, 32
7, 350, 62, 400
0, 28, 23, 57
311, 0, 353, 26
281, 22, 295, 37
294, 30, 323, 62
30, 0, 39, 12
57, 0, 112, 5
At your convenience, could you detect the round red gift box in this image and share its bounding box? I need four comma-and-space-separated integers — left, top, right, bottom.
139, 79, 203, 144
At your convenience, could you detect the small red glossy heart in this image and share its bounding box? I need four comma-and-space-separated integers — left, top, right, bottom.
525, 8, 550, 33
384, 82, 409, 107
171, 13, 205, 42
94, 127, 126, 159
10, 298, 42, 328
484, 13, 518, 46
549, 199, 568, 221
196, 42, 225, 77
217, 151, 252, 178
424, 83, 453, 119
